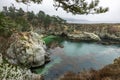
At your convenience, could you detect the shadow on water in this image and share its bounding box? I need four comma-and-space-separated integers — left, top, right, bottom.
32, 40, 120, 80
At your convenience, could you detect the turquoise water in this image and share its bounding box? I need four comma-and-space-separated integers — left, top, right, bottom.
35, 41, 120, 80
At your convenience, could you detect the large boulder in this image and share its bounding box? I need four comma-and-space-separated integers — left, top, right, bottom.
6, 31, 49, 68
67, 32, 101, 41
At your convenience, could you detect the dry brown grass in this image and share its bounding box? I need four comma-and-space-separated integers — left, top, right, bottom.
107, 26, 120, 34
59, 58, 120, 80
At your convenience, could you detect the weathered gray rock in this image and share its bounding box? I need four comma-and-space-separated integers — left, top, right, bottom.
6, 31, 49, 68
67, 32, 101, 41
99, 33, 120, 41
114, 57, 120, 65
0, 53, 2, 64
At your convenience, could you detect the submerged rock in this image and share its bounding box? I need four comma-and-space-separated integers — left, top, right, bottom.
67, 32, 101, 41
6, 31, 49, 68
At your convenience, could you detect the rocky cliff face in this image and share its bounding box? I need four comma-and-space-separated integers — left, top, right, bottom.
6, 31, 49, 68
66, 24, 120, 42
43, 24, 120, 43
67, 32, 101, 41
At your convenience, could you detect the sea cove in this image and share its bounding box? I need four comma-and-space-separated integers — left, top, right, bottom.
0, 1, 120, 79
34, 40, 120, 80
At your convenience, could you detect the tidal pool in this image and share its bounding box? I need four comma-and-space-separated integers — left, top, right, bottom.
34, 41, 120, 80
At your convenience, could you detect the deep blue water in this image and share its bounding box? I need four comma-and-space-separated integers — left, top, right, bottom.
35, 41, 120, 80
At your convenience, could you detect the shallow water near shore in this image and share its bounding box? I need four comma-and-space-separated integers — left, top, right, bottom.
34, 40, 120, 80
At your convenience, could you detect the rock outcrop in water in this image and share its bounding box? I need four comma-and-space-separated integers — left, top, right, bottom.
67, 32, 101, 41
6, 31, 49, 68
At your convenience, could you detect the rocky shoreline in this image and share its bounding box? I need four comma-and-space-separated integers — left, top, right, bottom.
59, 57, 120, 80
40, 23, 120, 44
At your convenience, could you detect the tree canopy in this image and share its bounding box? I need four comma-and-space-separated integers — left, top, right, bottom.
0, 0, 109, 37
16, 0, 108, 14
0, 6, 66, 37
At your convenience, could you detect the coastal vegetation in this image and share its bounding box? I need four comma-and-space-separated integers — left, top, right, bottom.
0, 6, 66, 37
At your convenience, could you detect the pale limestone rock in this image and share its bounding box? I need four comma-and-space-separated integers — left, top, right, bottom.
6, 31, 49, 68
67, 32, 101, 41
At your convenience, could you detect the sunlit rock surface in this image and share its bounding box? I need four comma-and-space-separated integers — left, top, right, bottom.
6, 31, 49, 68
67, 32, 101, 41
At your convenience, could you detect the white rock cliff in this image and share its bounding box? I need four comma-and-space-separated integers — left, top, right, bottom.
6, 31, 49, 68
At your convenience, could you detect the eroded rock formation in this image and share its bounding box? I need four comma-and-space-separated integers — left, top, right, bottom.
6, 31, 49, 68
42, 24, 120, 43
67, 32, 101, 41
